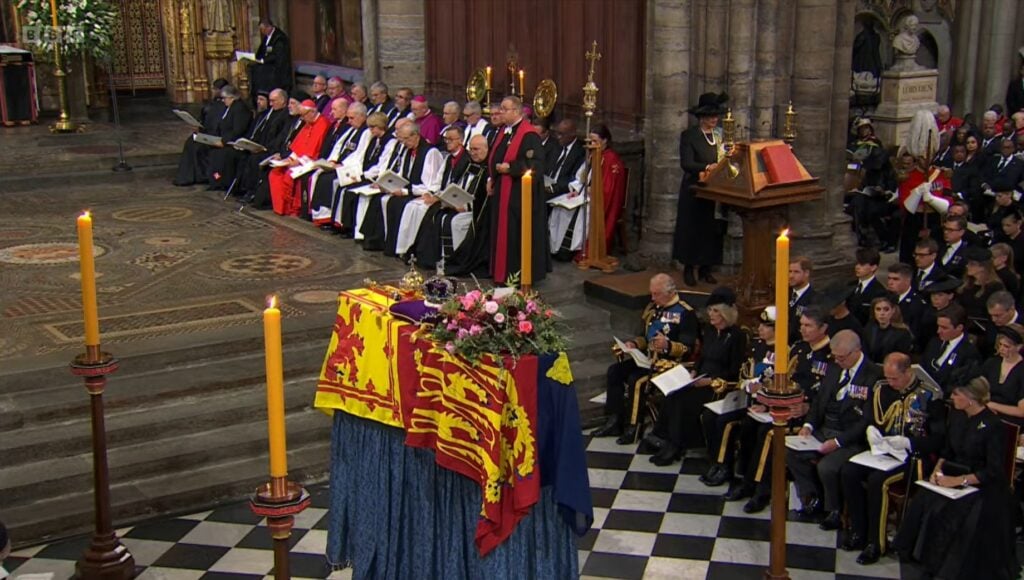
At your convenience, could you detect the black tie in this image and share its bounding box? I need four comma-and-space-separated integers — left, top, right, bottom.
790, 289, 798, 307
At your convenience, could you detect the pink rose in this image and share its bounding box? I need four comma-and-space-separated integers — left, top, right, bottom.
545, 309, 554, 318
446, 322, 458, 331
494, 312, 506, 324
457, 328, 469, 339
470, 324, 483, 336
445, 342, 456, 354
518, 320, 533, 333
484, 300, 499, 314
526, 300, 538, 313
517, 312, 527, 322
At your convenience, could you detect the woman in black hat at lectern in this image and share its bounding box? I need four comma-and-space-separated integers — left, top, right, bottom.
672, 92, 730, 287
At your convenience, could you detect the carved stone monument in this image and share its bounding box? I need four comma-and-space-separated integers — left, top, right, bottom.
872, 14, 938, 147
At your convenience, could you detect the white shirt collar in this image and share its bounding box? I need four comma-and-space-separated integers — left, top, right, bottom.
898, 288, 912, 303
845, 352, 865, 381
792, 284, 810, 302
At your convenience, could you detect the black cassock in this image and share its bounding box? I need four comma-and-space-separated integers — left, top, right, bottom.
357, 142, 407, 250
249, 117, 304, 209
444, 164, 491, 276
207, 100, 253, 188
250, 29, 292, 97
174, 98, 225, 186
336, 133, 395, 232
410, 150, 471, 269
234, 108, 292, 198
488, 120, 551, 283
672, 125, 724, 266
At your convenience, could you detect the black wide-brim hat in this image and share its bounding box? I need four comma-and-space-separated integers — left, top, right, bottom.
689, 92, 729, 117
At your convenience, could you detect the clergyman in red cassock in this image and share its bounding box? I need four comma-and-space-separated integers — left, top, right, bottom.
269, 100, 330, 216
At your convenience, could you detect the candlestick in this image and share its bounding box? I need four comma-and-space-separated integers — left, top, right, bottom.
47, 0, 77, 133
518, 70, 525, 98
77, 212, 100, 349
264, 295, 287, 478
521, 171, 533, 290
485, 66, 492, 91
774, 230, 790, 376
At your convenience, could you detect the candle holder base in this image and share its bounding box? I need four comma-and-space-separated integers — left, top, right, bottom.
251, 479, 310, 580
75, 531, 136, 580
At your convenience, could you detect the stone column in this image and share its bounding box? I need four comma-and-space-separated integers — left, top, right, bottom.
727, 0, 755, 139
376, 0, 425, 93
752, 0, 779, 139
786, 0, 848, 266
639, 0, 691, 263
361, 0, 380, 82
983, 0, 1019, 110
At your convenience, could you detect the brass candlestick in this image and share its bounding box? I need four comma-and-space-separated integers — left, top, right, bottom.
783, 101, 797, 144
47, 0, 78, 133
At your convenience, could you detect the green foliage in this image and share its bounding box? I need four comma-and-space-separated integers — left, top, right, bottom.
17, 0, 118, 60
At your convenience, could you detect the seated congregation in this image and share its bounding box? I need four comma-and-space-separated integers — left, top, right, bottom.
592, 269, 1023, 579
173, 77, 627, 283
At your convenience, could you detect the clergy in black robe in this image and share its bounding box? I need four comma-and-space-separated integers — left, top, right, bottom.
207, 86, 252, 190
672, 92, 728, 286
368, 81, 401, 129
444, 146, 491, 276
411, 126, 472, 269
247, 97, 306, 209
308, 103, 371, 225
250, 20, 292, 97
223, 90, 289, 198
174, 79, 228, 186
357, 122, 409, 250
488, 96, 550, 283
334, 112, 397, 235
545, 119, 586, 200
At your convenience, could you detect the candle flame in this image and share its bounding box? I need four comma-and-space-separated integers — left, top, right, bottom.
524, 170, 533, 178
780, 228, 790, 238
267, 295, 278, 309
80, 210, 91, 219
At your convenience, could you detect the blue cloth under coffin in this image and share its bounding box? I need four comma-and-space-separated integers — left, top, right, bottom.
324, 354, 592, 579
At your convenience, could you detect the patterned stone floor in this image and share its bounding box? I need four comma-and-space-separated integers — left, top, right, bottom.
0, 176, 413, 367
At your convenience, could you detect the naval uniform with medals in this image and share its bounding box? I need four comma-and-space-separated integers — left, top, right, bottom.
839, 375, 946, 559
592, 294, 699, 442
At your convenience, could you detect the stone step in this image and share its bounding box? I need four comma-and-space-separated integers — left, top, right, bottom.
5, 438, 331, 548
0, 340, 327, 432
0, 373, 320, 467
0, 162, 179, 194
0, 406, 329, 507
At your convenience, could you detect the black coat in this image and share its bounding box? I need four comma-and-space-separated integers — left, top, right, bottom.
253, 28, 293, 92
672, 125, 724, 266
847, 276, 888, 326
920, 335, 981, 394
983, 155, 1024, 193
789, 285, 817, 344
695, 325, 747, 381
863, 323, 915, 363
938, 242, 970, 279
803, 357, 882, 447
546, 139, 586, 198
915, 263, 947, 292
950, 160, 981, 200
896, 290, 930, 351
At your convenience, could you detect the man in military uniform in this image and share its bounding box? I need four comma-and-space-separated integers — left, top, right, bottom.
787, 330, 882, 527
591, 273, 698, 443
839, 352, 945, 565
725, 306, 833, 513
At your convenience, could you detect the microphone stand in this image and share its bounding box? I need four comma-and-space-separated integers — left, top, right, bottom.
107, 57, 132, 173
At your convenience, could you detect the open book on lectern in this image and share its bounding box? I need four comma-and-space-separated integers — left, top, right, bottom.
438, 183, 474, 210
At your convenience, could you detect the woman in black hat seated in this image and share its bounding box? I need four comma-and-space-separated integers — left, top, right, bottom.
650, 287, 747, 466
895, 376, 1019, 580
672, 92, 729, 287
959, 245, 1005, 323
862, 295, 915, 363
982, 324, 1024, 425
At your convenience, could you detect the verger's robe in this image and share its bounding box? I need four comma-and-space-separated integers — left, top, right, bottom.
268, 114, 330, 216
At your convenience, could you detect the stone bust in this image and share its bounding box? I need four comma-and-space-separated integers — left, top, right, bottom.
891, 15, 923, 72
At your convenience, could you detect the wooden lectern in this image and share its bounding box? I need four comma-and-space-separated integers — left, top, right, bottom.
692, 140, 823, 311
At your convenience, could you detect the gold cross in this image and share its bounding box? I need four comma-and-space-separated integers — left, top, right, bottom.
585, 41, 601, 80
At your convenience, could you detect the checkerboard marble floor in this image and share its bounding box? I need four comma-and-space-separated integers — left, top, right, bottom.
3, 437, 912, 580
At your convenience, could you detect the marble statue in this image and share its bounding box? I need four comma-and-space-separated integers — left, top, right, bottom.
890, 15, 923, 72
202, 0, 234, 34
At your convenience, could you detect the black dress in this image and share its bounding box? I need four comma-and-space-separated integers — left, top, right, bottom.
862, 322, 915, 363
959, 280, 1006, 324
894, 408, 1017, 580
654, 325, 746, 451
672, 126, 724, 267
982, 357, 1024, 422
